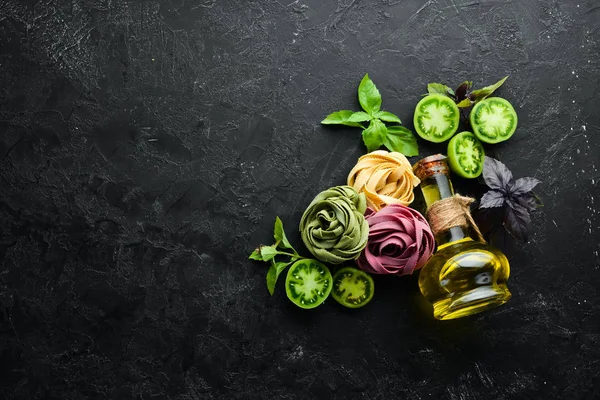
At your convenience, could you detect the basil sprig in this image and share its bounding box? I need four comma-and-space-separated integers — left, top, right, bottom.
249, 217, 309, 295
479, 156, 542, 242
322, 74, 418, 156
427, 76, 509, 108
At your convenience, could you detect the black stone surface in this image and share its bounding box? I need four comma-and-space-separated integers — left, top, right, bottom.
1, 1, 599, 399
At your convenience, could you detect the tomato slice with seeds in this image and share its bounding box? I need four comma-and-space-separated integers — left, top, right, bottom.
447, 131, 485, 179
331, 267, 374, 308
470, 97, 518, 143
413, 94, 460, 143
285, 259, 333, 309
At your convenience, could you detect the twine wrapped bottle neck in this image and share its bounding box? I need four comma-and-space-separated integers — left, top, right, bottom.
426, 195, 485, 243
413, 154, 485, 244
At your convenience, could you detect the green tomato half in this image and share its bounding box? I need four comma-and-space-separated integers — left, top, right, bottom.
447, 131, 485, 179
285, 259, 333, 309
413, 94, 460, 143
470, 97, 518, 144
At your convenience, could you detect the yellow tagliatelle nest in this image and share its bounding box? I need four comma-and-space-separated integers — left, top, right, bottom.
347, 150, 420, 211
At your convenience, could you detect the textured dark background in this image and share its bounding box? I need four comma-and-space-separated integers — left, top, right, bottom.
1, 0, 599, 399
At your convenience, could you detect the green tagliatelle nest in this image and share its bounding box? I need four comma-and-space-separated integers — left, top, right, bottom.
299, 185, 369, 264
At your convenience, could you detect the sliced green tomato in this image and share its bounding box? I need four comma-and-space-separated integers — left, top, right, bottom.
285, 259, 333, 309
413, 94, 460, 143
331, 267, 374, 308
448, 131, 485, 179
470, 97, 518, 143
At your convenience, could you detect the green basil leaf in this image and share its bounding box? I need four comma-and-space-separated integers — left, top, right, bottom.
471, 76, 509, 103
321, 110, 364, 128
260, 245, 278, 261
266, 260, 292, 295
274, 216, 293, 250
249, 248, 263, 261
375, 111, 402, 124
362, 119, 386, 152
358, 74, 382, 115
348, 111, 372, 122
427, 83, 454, 97
456, 98, 473, 108
383, 126, 419, 156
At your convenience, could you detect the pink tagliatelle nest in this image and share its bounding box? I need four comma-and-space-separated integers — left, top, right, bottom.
357, 204, 435, 276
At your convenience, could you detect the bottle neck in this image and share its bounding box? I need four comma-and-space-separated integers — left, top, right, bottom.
420, 173, 471, 247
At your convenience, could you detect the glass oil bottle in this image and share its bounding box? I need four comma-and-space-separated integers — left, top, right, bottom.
413, 155, 511, 320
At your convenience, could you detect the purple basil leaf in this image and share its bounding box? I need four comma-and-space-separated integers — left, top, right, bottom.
473, 207, 504, 238
480, 190, 506, 208
504, 202, 531, 242
455, 81, 472, 101
516, 193, 543, 212
483, 156, 513, 192
510, 177, 541, 196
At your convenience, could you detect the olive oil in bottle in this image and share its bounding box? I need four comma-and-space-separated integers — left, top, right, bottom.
413, 155, 511, 320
